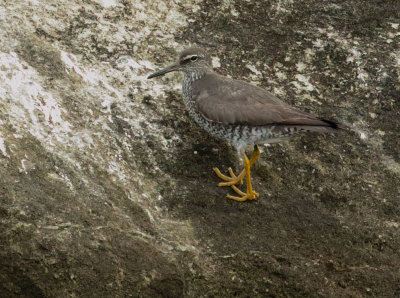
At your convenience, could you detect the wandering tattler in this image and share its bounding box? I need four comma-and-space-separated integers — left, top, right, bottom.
148, 47, 343, 202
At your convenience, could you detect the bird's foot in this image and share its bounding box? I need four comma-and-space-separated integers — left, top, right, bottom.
225, 153, 259, 202
214, 145, 261, 202
213, 167, 245, 186
227, 185, 259, 202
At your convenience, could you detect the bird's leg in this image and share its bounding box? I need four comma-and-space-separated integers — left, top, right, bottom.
213, 145, 260, 187
226, 153, 259, 201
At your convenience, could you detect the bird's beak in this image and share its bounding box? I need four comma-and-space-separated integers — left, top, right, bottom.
147, 63, 180, 79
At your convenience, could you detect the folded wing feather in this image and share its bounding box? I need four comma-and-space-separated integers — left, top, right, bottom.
192, 73, 337, 128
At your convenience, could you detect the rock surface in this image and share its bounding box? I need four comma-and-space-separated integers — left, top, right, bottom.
0, 0, 399, 297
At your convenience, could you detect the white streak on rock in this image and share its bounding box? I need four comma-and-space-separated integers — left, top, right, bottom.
93, 0, 119, 8
246, 64, 262, 76
346, 48, 361, 63
293, 74, 315, 91
296, 62, 307, 72
212, 57, 221, 68
0, 52, 72, 143
0, 132, 7, 157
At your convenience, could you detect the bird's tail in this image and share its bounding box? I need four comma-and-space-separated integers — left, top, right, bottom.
298, 118, 350, 133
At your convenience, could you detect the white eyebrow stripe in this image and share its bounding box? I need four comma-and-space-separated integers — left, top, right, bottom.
182, 55, 197, 60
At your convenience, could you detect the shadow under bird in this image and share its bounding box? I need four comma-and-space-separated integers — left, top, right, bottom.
148, 47, 344, 202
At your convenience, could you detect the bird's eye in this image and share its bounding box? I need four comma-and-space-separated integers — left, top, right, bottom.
191, 56, 198, 61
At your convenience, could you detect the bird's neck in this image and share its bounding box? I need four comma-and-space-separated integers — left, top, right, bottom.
182, 67, 209, 82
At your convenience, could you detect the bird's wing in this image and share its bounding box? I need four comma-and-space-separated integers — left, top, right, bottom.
192, 73, 334, 127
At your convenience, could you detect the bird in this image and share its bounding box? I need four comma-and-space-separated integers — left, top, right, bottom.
148, 47, 344, 202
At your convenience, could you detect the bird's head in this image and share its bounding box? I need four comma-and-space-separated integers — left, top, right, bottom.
147, 47, 211, 79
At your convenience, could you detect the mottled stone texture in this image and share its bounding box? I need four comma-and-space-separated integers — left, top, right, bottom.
0, 0, 399, 297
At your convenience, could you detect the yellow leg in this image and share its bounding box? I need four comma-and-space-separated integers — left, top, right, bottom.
231, 185, 246, 197
213, 145, 261, 187
227, 154, 259, 201
213, 167, 245, 186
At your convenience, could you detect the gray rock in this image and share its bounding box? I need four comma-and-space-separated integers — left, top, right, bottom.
0, 0, 399, 296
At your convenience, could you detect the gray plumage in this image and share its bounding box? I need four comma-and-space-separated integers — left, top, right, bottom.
148, 47, 342, 153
